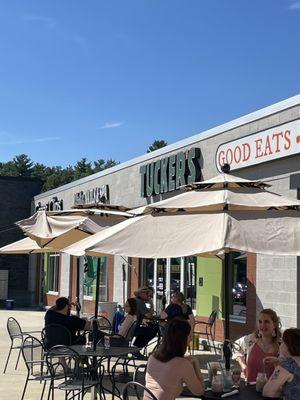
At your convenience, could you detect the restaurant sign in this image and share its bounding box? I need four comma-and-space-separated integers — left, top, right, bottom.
74, 184, 109, 206
140, 147, 201, 197
36, 197, 63, 212
216, 119, 300, 172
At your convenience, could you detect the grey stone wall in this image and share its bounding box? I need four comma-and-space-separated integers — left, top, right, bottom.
0, 176, 41, 306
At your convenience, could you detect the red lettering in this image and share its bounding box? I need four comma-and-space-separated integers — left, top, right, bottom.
226, 148, 233, 165
234, 145, 242, 164
242, 143, 251, 161
255, 139, 263, 158
284, 130, 291, 150
272, 132, 283, 153
264, 135, 273, 156
218, 150, 226, 167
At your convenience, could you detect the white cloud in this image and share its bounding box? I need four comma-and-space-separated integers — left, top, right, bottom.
289, 2, 300, 10
22, 14, 57, 28
0, 136, 60, 145
99, 122, 124, 129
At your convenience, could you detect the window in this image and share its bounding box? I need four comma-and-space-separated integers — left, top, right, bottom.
83, 256, 107, 301
231, 252, 247, 318
47, 253, 59, 292
184, 256, 197, 309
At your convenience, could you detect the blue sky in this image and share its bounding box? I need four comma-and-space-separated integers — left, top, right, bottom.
0, 0, 300, 167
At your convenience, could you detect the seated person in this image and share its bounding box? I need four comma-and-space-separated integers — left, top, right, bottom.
45, 297, 92, 346
118, 297, 137, 337
133, 287, 159, 358
146, 317, 205, 400
232, 308, 281, 382
263, 328, 300, 399
160, 291, 195, 330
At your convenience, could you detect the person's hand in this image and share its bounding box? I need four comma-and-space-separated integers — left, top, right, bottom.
263, 356, 279, 366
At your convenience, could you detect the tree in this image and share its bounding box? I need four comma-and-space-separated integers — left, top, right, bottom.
94, 158, 119, 172
147, 140, 168, 153
74, 158, 93, 179
13, 154, 34, 176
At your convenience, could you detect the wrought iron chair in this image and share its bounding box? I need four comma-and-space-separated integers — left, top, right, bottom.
46, 345, 104, 400
133, 364, 147, 386
41, 323, 72, 350
193, 309, 218, 354
3, 316, 40, 373
122, 381, 158, 400
97, 315, 113, 335
21, 335, 52, 400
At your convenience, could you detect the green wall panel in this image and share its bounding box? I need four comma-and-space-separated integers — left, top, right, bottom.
196, 256, 223, 318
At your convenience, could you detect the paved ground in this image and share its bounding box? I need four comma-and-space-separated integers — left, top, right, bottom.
0, 309, 222, 400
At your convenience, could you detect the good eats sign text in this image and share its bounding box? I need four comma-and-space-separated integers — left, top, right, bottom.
216, 119, 300, 171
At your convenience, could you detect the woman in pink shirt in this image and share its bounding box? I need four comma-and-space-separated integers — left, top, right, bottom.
145, 318, 205, 400
232, 308, 281, 382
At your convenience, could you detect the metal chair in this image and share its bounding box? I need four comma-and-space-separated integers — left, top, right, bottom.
122, 381, 158, 400
193, 310, 218, 354
3, 316, 40, 373
41, 323, 72, 350
133, 364, 147, 386
97, 315, 113, 334
46, 345, 103, 400
21, 335, 51, 400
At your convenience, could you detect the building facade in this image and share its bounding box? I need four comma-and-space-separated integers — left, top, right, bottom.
30, 94, 300, 340
0, 176, 41, 306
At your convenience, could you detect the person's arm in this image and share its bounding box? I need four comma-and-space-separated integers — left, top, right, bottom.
263, 366, 292, 398
182, 357, 205, 396
231, 334, 253, 376
160, 310, 168, 319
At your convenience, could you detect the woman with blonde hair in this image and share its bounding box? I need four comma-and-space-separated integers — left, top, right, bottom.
232, 308, 281, 382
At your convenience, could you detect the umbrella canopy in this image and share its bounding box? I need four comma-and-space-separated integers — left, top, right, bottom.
16, 208, 131, 249
0, 237, 51, 254
62, 209, 300, 258
62, 172, 300, 258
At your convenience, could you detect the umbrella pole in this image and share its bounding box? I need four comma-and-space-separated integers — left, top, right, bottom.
94, 258, 101, 319
76, 257, 80, 317
223, 252, 232, 370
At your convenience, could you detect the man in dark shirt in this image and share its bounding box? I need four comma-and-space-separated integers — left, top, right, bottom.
45, 297, 91, 346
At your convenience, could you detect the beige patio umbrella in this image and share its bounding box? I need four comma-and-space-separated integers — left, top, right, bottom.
0, 237, 51, 254
62, 170, 300, 366
16, 208, 131, 249
14, 207, 132, 318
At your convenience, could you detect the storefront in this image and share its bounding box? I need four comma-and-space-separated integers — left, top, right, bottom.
30, 94, 300, 340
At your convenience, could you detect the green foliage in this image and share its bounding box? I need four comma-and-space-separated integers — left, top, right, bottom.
0, 154, 119, 192
147, 139, 168, 153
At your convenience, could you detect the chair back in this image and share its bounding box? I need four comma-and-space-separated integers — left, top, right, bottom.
7, 317, 22, 340
22, 335, 45, 375
46, 345, 80, 380
124, 321, 138, 344
122, 381, 158, 400
207, 310, 218, 326
133, 364, 147, 386
97, 316, 112, 334
42, 323, 72, 350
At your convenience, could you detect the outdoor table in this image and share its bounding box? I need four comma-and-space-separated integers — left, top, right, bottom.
181, 381, 281, 400
70, 344, 139, 400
